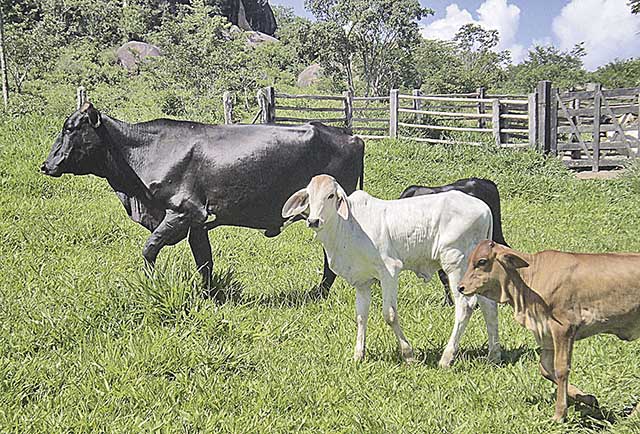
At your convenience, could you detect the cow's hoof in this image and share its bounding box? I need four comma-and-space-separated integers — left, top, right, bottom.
577, 394, 598, 408
438, 350, 455, 368
353, 351, 365, 362
400, 346, 415, 364
551, 413, 566, 423
488, 348, 502, 364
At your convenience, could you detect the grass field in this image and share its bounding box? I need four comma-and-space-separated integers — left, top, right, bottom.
2, 112, 640, 433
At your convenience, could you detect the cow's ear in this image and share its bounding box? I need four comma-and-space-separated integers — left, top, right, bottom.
497, 252, 529, 269
282, 188, 309, 218
335, 184, 349, 220
82, 102, 101, 128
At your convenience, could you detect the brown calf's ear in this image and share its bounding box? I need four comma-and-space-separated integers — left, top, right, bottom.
498, 252, 529, 269
335, 184, 349, 219
282, 188, 309, 218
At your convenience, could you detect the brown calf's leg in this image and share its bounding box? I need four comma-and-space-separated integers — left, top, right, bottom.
551, 328, 577, 422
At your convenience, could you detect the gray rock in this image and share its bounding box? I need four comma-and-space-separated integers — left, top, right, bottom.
116, 41, 162, 71
297, 64, 324, 88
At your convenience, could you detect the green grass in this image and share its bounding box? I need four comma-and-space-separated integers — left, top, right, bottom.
2, 113, 640, 433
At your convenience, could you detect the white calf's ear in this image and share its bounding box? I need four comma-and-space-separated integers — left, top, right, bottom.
335, 184, 349, 219
282, 188, 309, 218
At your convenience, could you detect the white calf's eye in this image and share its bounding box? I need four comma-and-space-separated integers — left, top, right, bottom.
328, 193, 335, 199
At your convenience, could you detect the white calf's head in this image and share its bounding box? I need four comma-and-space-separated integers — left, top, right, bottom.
282, 174, 349, 230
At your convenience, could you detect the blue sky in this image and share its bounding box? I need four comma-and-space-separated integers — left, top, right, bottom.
270, 0, 640, 70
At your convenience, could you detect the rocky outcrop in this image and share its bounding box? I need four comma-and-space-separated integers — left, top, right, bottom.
116, 41, 162, 71
297, 64, 324, 88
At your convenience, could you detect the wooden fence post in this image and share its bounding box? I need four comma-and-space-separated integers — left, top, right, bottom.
76, 86, 86, 109
389, 89, 399, 138
536, 80, 552, 154
477, 87, 486, 129
591, 83, 602, 172
528, 92, 537, 149
637, 91, 640, 157
258, 86, 276, 124
343, 90, 353, 132
0, 8, 8, 108
223, 91, 233, 125
492, 99, 501, 146
550, 87, 558, 156
412, 89, 422, 123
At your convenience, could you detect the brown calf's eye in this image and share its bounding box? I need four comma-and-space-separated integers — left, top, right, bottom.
477, 259, 488, 267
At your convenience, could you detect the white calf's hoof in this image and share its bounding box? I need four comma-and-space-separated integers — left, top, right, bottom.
488, 347, 502, 364
438, 350, 455, 368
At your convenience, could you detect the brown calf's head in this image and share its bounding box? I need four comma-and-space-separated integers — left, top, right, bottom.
282, 174, 349, 230
41, 102, 105, 177
458, 240, 529, 303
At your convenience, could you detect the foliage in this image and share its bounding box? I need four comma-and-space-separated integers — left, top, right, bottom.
416, 25, 509, 94
305, 0, 432, 95
631, 0, 640, 14
504, 44, 587, 93
589, 58, 640, 89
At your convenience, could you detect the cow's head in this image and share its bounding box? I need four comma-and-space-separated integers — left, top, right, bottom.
281, 174, 349, 230
458, 240, 529, 303
41, 102, 106, 177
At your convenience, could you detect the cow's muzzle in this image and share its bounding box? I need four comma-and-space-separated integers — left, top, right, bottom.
306, 218, 320, 228
40, 162, 61, 177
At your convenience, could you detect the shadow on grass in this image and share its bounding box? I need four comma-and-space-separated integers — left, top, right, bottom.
525, 393, 639, 430
240, 284, 331, 308
410, 345, 536, 368
201, 268, 331, 308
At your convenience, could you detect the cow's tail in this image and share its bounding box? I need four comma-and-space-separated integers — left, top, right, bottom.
358, 137, 365, 190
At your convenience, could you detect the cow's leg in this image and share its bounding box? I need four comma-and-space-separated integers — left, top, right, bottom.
537, 334, 598, 412
439, 268, 474, 368
142, 209, 191, 269
551, 328, 575, 422
476, 295, 501, 363
188, 226, 213, 289
317, 248, 336, 297
380, 274, 414, 363
353, 282, 372, 361
437, 269, 454, 306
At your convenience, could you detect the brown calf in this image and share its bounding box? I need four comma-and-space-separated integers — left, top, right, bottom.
458, 240, 640, 422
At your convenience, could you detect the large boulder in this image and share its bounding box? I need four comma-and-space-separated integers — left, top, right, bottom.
297, 64, 324, 88
246, 31, 279, 47
116, 41, 162, 71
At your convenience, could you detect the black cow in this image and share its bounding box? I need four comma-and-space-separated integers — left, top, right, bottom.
41, 102, 364, 297
399, 178, 509, 305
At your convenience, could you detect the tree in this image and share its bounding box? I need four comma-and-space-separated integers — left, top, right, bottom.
503, 44, 587, 92
305, 0, 432, 95
415, 24, 509, 93
630, 0, 640, 14
589, 58, 640, 88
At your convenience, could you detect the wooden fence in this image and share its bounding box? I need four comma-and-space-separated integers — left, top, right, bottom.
243, 82, 640, 171
252, 86, 533, 149
553, 83, 640, 171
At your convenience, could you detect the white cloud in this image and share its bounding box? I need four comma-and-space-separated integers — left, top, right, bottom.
552, 0, 640, 70
420, 0, 526, 62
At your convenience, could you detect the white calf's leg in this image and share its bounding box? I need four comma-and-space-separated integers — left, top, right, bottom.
439, 269, 474, 368
380, 276, 414, 362
477, 295, 501, 363
354, 283, 372, 361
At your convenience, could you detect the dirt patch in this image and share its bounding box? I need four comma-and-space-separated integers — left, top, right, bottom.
575, 169, 626, 180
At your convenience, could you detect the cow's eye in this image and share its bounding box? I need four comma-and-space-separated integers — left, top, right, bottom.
477, 258, 488, 267
328, 193, 335, 199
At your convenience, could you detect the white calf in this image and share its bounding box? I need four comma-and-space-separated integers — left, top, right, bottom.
282, 174, 501, 367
